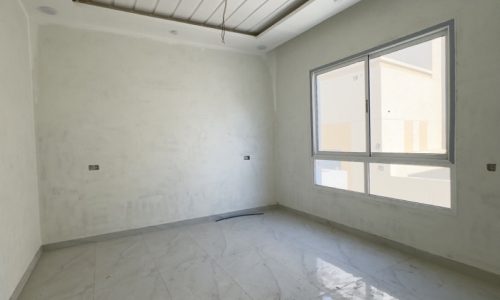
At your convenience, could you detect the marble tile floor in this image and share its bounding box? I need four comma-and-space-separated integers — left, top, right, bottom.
19, 208, 500, 300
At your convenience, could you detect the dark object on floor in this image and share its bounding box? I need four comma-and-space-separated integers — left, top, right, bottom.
215, 212, 264, 222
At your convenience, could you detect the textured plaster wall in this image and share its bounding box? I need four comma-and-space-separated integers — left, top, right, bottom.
36, 25, 275, 244
0, 1, 41, 299
273, 0, 500, 275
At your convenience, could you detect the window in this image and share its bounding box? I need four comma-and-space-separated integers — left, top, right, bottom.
315, 160, 365, 193
316, 60, 367, 153
311, 22, 454, 208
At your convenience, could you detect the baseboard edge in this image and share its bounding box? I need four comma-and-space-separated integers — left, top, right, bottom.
9, 247, 42, 300
43, 204, 279, 251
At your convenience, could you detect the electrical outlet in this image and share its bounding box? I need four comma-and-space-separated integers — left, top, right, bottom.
244, 156, 250, 160
89, 165, 100, 171
486, 163, 496, 172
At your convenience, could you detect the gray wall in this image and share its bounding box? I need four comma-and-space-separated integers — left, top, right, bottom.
36, 25, 275, 244
0, 1, 41, 299
273, 0, 500, 275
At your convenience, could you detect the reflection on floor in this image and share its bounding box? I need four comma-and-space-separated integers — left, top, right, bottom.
19, 208, 500, 300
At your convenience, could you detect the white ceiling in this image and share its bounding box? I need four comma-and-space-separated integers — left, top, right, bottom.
83, 0, 308, 35
21, 0, 361, 54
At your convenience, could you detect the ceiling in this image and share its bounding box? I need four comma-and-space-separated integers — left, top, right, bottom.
77, 0, 309, 36
21, 0, 361, 53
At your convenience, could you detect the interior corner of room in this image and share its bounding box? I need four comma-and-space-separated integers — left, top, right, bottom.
1, 0, 500, 300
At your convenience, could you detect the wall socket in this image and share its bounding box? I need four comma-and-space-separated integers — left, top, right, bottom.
244, 156, 250, 160
88, 165, 100, 171
486, 163, 496, 172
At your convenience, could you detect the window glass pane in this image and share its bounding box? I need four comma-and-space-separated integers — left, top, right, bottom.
316, 61, 366, 152
315, 160, 365, 192
369, 163, 451, 207
370, 36, 447, 154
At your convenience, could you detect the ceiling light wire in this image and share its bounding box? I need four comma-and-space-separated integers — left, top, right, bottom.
221, 0, 228, 43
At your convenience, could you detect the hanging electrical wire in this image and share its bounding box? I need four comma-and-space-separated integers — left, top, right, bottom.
221, 0, 228, 43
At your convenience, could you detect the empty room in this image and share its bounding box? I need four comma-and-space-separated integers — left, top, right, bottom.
2, 0, 500, 299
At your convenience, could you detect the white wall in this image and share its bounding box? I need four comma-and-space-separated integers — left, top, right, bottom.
273, 0, 500, 275
0, 1, 41, 299
36, 25, 275, 244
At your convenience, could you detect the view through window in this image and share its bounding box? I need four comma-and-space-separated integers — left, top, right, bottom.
312, 23, 453, 208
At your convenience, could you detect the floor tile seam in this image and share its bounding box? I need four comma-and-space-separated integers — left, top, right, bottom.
140, 229, 171, 262
258, 233, 402, 295
356, 261, 423, 300
212, 242, 263, 262
210, 254, 256, 300
271, 215, 416, 277
138, 231, 175, 300
93, 264, 159, 295
255, 244, 360, 297
95, 249, 158, 278
95, 251, 155, 267
274, 209, 371, 242
209, 258, 256, 300
136, 235, 172, 297
141, 230, 214, 298
95, 236, 146, 259
52, 245, 95, 269
152, 256, 215, 279
284, 235, 354, 268
254, 249, 298, 298
365, 254, 415, 277
29, 246, 96, 296
278, 210, 427, 269
182, 226, 219, 260
156, 270, 174, 300
187, 222, 262, 260
92, 269, 171, 298
258, 247, 306, 278
102, 233, 154, 258
291, 235, 412, 277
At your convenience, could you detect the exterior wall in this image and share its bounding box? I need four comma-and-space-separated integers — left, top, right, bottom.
0, 1, 41, 299
273, 0, 500, 275
36, 25, 275, 244
372, 39, 445, 154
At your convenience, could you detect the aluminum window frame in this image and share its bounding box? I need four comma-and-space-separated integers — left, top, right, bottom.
311, 55, 370, 158
310, 20, 455, 208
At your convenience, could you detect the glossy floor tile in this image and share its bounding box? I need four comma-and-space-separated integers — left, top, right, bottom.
19, 208, 500, 300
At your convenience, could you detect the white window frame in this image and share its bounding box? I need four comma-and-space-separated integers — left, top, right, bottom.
310, 20, 456, 210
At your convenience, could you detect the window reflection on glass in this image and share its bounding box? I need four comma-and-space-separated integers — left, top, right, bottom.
370, 36, 447, 154
315, 160, 364, 193
316, 61, 366, 152
370, 163, 451, 207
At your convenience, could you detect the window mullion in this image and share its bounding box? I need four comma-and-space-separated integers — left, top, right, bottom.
365, 55, 371, 194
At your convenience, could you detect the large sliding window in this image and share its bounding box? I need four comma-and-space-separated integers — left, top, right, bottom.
311, 22, 454, 208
